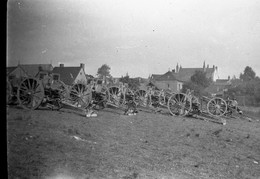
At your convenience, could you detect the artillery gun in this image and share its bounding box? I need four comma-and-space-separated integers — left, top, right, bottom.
16, 72, 68, 110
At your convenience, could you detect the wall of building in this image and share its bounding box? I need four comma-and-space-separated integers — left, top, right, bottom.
74, 68, 87, 84
177, 81, 183, 92
154, 80, 182, 92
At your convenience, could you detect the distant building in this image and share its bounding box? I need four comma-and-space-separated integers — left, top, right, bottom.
7, 65, 28, 80
205, 76, 232, 96
85, 74, 94, 79
52, 63, 87, 85
149, 61, 219, 92
150, 71, 183, 92
7, 63, 53, 80
173, 61, 219, 82
18, 64, 53, 77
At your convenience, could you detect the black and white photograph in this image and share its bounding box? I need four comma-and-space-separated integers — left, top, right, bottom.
7, 0, 260, 178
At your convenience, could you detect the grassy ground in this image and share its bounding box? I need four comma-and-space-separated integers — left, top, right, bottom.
7, 106, 260, 179
240, 106, 260, 119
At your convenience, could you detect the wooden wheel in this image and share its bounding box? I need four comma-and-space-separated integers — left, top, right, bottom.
108, 86, 123, 106
69, 83, 92, 108
17, 77, 44, 110
134, 89, 147, 107
207, 97, 227, 117
167, 93, 192, 116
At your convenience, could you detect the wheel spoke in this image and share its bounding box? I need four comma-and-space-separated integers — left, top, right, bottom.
20, 86, 28, 91
32, 79, 36, 90
28, 79, 32, 90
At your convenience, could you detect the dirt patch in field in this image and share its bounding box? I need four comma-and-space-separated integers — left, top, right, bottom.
7, 106, 260, 179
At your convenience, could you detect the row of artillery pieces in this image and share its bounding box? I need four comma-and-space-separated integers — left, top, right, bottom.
7, 76, 245, 123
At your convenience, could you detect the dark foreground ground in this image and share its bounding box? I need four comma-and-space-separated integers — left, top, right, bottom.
7, 105, 260, 179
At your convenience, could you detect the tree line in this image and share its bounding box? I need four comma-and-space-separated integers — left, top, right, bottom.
182, 66, 260, 106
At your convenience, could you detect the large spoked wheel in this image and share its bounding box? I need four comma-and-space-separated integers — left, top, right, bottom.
17, 77, 44, 110
69, 83, 92, 108
167, 93, 192, 116
207, 97, 227, 117
134, 89, 147, 107
108, 86, 123, 106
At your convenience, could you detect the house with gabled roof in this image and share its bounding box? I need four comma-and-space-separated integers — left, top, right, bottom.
150, 71, 184, 92
52, 63, 87, 85
174, 62, 219, 82
18, 64, 53, 77
150, 74, 162, 81
7, 65, 28, 82
148, 61, 219, 92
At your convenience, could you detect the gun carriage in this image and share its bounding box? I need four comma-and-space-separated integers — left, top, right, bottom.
16, 72, 69, 110
106, 83, 137, 114
133, 87, 189, 115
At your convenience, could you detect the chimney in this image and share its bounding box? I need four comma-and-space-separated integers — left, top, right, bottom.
60, 64, 64, 67
228, 76, 230, 80
207, 64, 209, 68
213, 65, 215, 70
176, 63, 179, 73
172, 69, 175, 73
80, 63, 85, 72
203, 61, 206, 71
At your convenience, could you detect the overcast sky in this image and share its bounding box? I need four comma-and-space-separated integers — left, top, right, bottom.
7, 0, 260, 78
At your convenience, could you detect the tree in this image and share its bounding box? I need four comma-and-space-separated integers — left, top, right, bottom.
182, 70, 212, 96
119, 74, 140, 91
239, 66, 256, 82
190, 70, 212, 88
97, 64, 111, 79
226, 66, 260, 106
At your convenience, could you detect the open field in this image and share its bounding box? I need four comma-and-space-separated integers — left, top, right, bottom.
240, 106, 260, 119
7, 106, 260, 179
